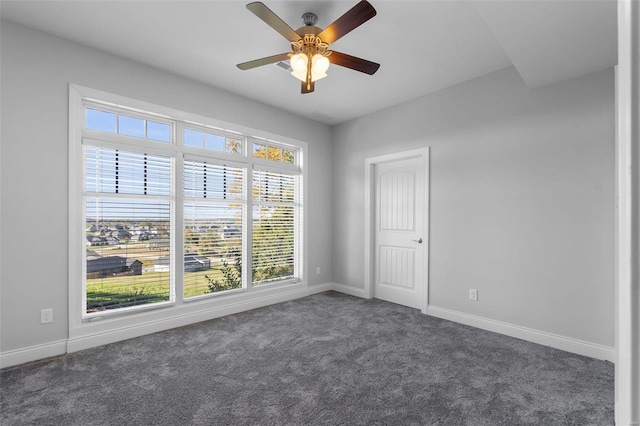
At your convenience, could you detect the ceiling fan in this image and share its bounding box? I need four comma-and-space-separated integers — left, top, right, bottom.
236, 1, 380, 94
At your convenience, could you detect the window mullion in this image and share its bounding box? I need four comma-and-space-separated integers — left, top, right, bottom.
174, 153, 184, 305
246, 166, 254, 291
295, 173, 303, 281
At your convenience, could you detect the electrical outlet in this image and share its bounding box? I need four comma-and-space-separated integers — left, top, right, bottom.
316, 267, 321, 276
41, 308, 53, 324
469, 289, 478, 301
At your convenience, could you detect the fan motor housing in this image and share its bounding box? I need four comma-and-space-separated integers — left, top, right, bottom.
296, 10, 321, 36
295, 26, 321, 37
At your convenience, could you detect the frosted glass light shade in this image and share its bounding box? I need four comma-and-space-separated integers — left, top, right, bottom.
311, 71, 327, 82
291, 69, 307, 82
290, 52, 330, 83
312, 54, 330, 73
290, 53, 308, 72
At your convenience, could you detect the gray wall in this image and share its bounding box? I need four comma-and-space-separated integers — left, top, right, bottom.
332, 66, 615, 347
0, 19, 615, 355
0, 20, 333, 352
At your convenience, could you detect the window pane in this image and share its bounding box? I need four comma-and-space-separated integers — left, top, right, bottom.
253, 170, 295, 203
206, 133, 225, 152
267, 146, 281, 162
147, 121, 171, 142
282, 149, 295, 164
85, 147, 171, 196
118, 115, 146, 138
225, 137, 243, 155
184, 160, 244, 200
85, 197, 171, 313
184, 129, 204, 148
183, 203, 243, 297
252, 204, 294, 284
184, 158, 245, 297
86, 109, 116, 133
252, 143, 266, 159
252, 169, 296, 285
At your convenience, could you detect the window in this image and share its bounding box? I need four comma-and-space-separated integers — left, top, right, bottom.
77, 98, 303, 319
184, 159, 245, 297
86, 108, 171, 142
252, 170, 297, 284
184, 128, 243, 155
84, 147, 172, 312
252, 141, 295, 164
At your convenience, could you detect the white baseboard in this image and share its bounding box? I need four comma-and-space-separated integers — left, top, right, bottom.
327, 285, 613, 362
1, 283, 333, 369
428, 305, 615, 362
0, 340, 67, 369
66, 283, 334, 354
330, 282, 369, 298
1, 286, 615, 369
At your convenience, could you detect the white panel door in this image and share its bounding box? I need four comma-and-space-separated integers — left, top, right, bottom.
374, 156, 425, 309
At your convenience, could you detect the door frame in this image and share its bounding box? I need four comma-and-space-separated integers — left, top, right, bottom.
364, 147, 430, 314
615, 1, 639, 423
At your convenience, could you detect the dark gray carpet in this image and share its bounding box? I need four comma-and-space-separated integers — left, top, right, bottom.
1, 292, 614, 425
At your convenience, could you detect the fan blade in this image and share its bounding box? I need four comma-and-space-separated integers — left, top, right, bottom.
317, 1, 376, 45
301, 80, 315, 94
246, 2, 302, 42
329, 51, 380, 75
237, 53, 291, 70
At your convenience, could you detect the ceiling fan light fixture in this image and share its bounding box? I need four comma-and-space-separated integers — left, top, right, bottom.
290, 53, 308, 73
311, 70, 327, 82
312, 54, 330, 74
291, 51, 330, 82
291, 68, 308, 82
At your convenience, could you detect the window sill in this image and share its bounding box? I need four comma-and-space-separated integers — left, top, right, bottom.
83, 300, 175, 323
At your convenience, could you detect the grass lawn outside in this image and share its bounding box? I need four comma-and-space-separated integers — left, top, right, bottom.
86, 268, 229, 310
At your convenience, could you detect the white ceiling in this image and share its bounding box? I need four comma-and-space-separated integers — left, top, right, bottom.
0, 0, 617, 125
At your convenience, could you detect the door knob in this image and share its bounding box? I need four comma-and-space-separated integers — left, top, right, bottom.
411, 237, 423, 244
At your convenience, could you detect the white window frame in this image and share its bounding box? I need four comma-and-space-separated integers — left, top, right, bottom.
69, 85, 307, 342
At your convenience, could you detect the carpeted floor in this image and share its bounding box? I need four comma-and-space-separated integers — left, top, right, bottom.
1, 292, 614, 425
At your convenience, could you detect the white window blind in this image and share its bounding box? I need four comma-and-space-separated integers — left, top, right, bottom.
252, 169, 297, 285
84, 146, 173, 313
184, 160, 245, 297
85, 147, 171, 196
